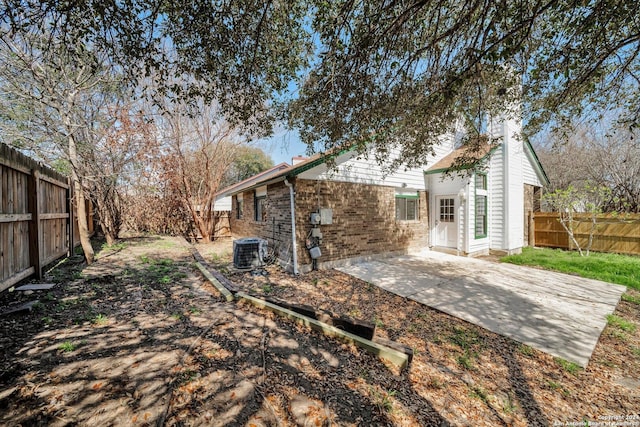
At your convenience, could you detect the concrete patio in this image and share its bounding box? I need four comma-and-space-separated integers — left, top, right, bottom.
336, 250, 627, 367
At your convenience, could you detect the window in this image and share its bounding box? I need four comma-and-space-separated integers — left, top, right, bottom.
396, 194, 418, 221
255, 196, 266, 221
475, 173, 487, 190
439, 198, 455, 222
475, 173, 488, 238
236, 197, 244, 219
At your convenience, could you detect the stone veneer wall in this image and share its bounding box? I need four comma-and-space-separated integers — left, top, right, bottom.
230, 178, 429, 272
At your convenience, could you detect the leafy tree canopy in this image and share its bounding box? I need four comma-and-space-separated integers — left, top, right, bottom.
1, 0, 638, 167
223, 146, 274, 187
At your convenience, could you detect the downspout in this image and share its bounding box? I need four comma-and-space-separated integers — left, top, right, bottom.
284, 178, 299, 275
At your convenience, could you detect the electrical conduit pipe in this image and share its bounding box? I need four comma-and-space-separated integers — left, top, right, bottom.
284, 178, 299, 274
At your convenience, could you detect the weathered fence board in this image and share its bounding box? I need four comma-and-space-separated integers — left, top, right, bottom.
534, 212, 640, 256
1, 144, 93, 292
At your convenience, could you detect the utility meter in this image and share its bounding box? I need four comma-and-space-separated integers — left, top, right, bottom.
310, 212, 321, 225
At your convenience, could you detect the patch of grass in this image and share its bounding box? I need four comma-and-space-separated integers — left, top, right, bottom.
416, 311, 429, 320
469, 386, 489, 403
622, 293, 640, 305
372, 316, 384, 329
159, 275, 171, 284
609, 329, 629, 341
261, 284, 273, 294
503, 393, 517, 414
170, 313, 183, 320
546, 379, 561, 390
501, 247, 640, 289
189, 307, 201, 315
457, 353, 475, 370
140, 255, 152, 264
371, 388, 396, 413
632, 347, 640, 358
59, 341, 76, 352
607, 314, 637, 333
554, 357, 582, 375
177, 369, 198, 385
92, 314, 108, 325
518, 344, 535, 357
101, 242, 126, 252
153, 239, 177, 249
42, 316, 53, 325
449, 326, 482, 350
348, 308, 361, 318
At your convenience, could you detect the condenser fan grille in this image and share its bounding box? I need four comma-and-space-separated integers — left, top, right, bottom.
233, 238, 267, 269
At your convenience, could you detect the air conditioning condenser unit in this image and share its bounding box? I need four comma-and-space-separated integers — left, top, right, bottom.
233, 237, 268, 269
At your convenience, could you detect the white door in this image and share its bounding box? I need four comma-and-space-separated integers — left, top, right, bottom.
435, 196, 457, 248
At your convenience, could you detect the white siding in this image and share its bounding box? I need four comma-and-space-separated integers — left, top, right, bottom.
428, 173, 465, 196
214, 196, 232, 211
489, 143, 505, 250
503, 118, 524, 251
299, 136, 455, 190
522, 145, 544, 186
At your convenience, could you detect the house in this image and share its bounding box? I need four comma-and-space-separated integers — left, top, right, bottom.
214, 162, 291, 211
220, 114, 548, 273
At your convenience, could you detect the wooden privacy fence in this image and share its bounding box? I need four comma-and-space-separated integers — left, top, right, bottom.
1, 144, 93, 292
533, 212, 640, 256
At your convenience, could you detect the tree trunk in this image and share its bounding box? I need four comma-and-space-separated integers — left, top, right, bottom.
95, 184, 121, 247
74, 177, 95, 264
68, 132, 95, 264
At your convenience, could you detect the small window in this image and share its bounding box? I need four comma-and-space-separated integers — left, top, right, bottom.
396, 195, 418, 221
475, 173, 487, 190
255, 196, 266, 222
236, 198, 244, 219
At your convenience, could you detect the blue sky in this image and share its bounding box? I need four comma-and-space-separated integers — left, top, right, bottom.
257, 128, 308, 165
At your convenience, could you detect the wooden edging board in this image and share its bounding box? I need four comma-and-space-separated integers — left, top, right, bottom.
189, 243, 409, 369
236, 291, 409, 370
194, 262, 234, 302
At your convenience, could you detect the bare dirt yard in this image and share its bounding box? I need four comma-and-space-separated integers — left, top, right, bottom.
1, 235, 638, 426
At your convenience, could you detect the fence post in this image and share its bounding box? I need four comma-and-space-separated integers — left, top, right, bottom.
529, 211, 535, 247
28, 169, 42, 279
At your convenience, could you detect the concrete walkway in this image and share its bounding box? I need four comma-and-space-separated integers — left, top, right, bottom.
336, 251, 627, 367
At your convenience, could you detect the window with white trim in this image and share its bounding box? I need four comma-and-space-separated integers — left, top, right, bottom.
395, 193, 419, 221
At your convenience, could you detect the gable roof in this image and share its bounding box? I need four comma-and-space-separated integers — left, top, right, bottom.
425, 142, 497, 175
216, 162, 291, 198
524, 139, 550, 185
220, 146, 356, 196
